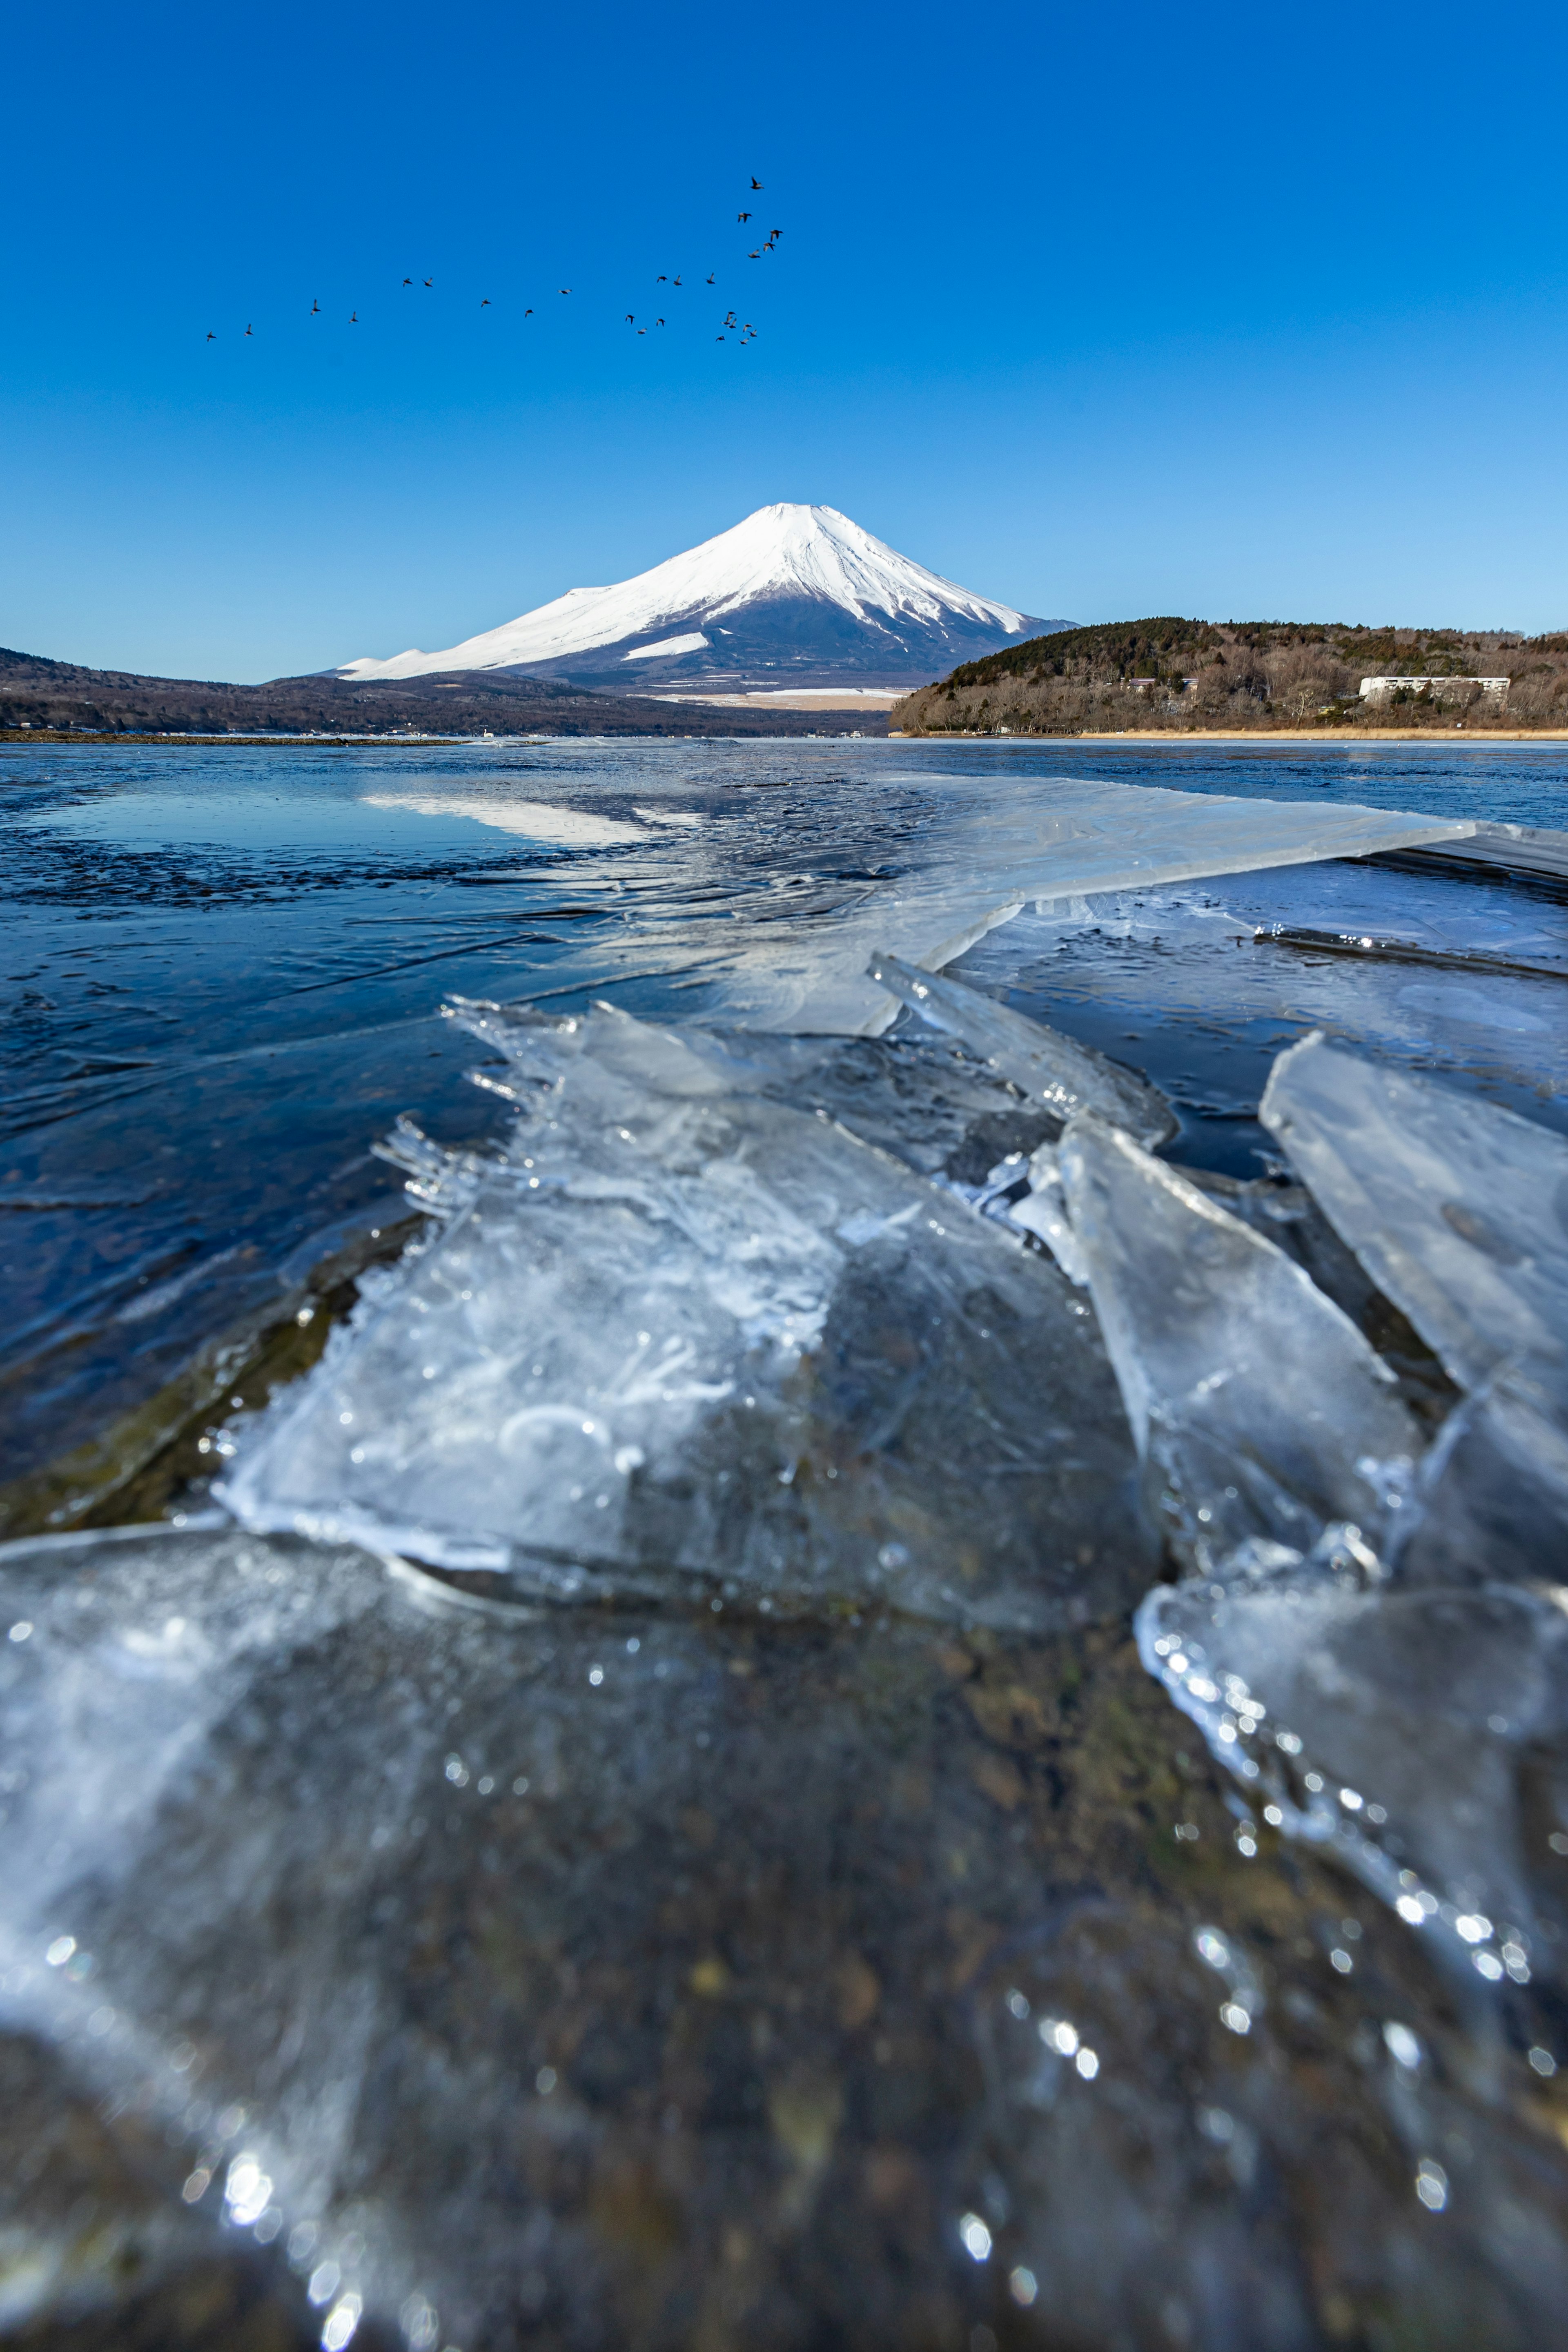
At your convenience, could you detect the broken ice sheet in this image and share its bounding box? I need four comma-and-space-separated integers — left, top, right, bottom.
1056, 1113, 1420, 1567
13, 1524, 1566, 2351
222, 1004, 1153, 1628
1138, 1548, 1568, 1987
1258, 1031, 1568, 1585
1260, 1033, 1568, 1417
865, 949, 1175, 1147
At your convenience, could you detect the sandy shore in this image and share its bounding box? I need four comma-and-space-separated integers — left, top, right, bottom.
889, 726, 1568, 744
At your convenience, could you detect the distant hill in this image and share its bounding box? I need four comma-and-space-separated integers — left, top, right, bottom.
0, 647, 888, 739
891, 617, 1568, 733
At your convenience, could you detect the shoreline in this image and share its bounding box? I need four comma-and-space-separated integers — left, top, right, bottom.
889, 726, 1568, 744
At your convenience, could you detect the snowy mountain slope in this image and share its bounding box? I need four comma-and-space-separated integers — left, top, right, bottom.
332, 505, 1065, 692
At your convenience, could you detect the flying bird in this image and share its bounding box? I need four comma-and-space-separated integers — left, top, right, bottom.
524, 307, 533, 316
245, 324, 253, 336
673, 275, 682, 286
770, 229, 781, 239
626, 313, 635, 323
656, 316, 664, 325
310, 299, 320, 314
402, 277, 412, 286
750, 176, 763, 189
480, 297, 490, 307
705, 273, 715, 284
559, 287, 570, 294
206, 330, 216, 341
350, 311, 359, 323
423, 278, 433, 287
748, 249, 761, 259
737, 212, 751, 223
657, 274, 667, 283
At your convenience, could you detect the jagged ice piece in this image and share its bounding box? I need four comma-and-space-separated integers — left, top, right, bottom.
1057, 1113, 1419, 1566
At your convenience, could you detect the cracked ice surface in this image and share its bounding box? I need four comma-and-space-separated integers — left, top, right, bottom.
221, 1002, 1153, 1628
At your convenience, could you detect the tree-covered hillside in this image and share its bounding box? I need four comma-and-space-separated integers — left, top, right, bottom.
893, 617, 1568, 734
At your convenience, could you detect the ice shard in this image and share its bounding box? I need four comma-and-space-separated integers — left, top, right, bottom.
1260, 1031, 1568, 1580
865, 951, 1175, 1146
1138, 1543, 1568, 1987
1259, 1033, 1568, 1414
1056, 1113, 1420, 1566
222, 1003, 1153, 1628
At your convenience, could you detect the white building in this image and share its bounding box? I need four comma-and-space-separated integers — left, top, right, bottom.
1359, 674, 1509, 702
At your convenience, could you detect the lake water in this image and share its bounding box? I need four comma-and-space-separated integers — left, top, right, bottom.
2, 734, 1567, 2352
5, 735, 1565, 1486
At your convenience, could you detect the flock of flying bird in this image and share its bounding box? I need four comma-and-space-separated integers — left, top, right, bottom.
204, 178, 780, 353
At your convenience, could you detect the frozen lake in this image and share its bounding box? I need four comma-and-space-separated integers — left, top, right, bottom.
1, 734, 1566, 2351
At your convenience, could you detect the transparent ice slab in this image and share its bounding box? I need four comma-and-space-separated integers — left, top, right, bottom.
864, 950, 1175, 1146
1260, 1033, 1568, 1414
11, 1523, 1566, 2350
1137, 1543, 1568, 1989
222, 1004, 1154, 1628
711, 776, 1474, 1034
1055, 1113, 1419, 1566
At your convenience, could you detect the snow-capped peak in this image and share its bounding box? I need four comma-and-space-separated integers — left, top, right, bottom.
333, 505, 1035, 681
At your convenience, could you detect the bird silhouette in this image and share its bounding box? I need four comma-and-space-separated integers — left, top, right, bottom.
750, 176, 763, 189
480, 297, 490, 307
770, 229, 782, 239
706, 273, 715, 284
655, 316, 664, 325
560, 287, 570, 294
672, 275, 682, 286
737, 211, 751, 223
350, 311, 359, 323
748, 249, 761, 259
206, 330, 216, 341
423, 278, 433, 288
402, 277, 412, 286
656, 274, 667, 283
626, 313, 635, 323
245, 324, 253, 336
524, 307, 533, 316
310, 299, 320, 314
716, 334, 725, 341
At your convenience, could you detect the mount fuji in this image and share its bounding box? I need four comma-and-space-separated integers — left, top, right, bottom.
332, 505, 1066, 695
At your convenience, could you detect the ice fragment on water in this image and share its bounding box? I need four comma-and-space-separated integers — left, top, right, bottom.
866, 950, 1175, 1147
1056, 1113, 1419, 1566
1260, 1032, 1568, 1581
222, 1004, 1152, 1630
1260, 1033, 1568, 1414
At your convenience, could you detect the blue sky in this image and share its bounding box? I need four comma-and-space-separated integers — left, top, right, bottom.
4, 0, 1566, 680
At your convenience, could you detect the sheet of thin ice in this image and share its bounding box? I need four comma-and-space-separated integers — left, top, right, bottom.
222, 1003, 1152, 1628
701, 775, 1474, 1033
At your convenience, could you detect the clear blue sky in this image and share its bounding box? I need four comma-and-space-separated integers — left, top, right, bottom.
4, 0, 1566, 681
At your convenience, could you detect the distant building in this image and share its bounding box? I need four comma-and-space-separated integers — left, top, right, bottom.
1360, 674, 1509, 702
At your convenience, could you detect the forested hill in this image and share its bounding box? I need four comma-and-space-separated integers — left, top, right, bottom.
0, 647, 887, 739
891, 617, 1568, 734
